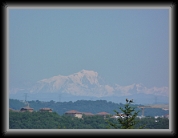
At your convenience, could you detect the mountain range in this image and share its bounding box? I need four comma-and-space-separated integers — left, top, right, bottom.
9, 70, 169, 104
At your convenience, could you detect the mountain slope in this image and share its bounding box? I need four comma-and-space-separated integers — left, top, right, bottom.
10, 70, 169, 104
29, 70, 114, 97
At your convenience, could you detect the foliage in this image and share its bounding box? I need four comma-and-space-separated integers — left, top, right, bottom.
107, 99, 145, 129
136, 117, 169, 129
9, 111, 108, 129
9, 99, 169, 117
9, 110, 169, 129
9, 110, 60, 129
9, 99, 26, 110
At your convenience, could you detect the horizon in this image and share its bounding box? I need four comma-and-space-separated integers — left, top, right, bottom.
9, 98, 169, 106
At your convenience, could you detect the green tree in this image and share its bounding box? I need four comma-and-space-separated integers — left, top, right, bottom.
107, 98, 145, 129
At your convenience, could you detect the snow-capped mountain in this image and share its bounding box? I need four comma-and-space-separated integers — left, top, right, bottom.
9, 70, 169, 104
29, 70, 113, 97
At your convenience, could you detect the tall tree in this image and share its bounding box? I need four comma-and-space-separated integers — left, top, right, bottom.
107, 99, 145, 129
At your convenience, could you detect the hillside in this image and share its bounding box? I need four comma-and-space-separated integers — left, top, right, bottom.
9, 99, 169, 117
9, 110, 169, 129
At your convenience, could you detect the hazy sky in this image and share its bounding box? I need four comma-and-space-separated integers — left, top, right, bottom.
9, 8, 169, 88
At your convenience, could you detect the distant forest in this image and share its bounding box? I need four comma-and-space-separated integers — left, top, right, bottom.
9, 99, 169, 117
9, 110, 169, 129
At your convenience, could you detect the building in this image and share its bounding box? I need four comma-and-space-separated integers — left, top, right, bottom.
20, 102, 33, 112
39, 108, 52, 112
20, 106, 33, 112
154, 115, 159, 119
65, 110, 83, 118
137, 115, 145, 119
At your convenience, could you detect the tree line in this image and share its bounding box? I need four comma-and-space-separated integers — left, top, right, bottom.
9, 110, 169, 129
9, 99, 169, 117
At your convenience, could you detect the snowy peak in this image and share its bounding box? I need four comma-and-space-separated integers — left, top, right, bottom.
69, 70, 99, 85
39, 75, 67, 83
12, 70, 168, 100
30, 70, 102, 94
39, 70, 98, 83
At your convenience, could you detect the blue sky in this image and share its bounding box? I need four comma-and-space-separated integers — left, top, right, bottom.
9, 8, 169, 88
